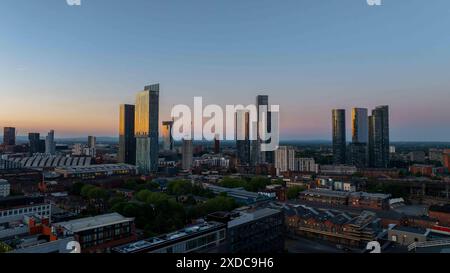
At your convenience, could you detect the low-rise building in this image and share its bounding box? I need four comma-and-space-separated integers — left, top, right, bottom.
208, 207, 284, 253
409, 164, 434, 177
55, 163, 137, 179
112, 221, 226, 253
53, 212, 136, 253
320, 165, 357, 176
300, 188, 349, 206
388, 225, 429, 246
348, 192, 391, 210
0, 196, 51, 223
300, 188, 391, 210
429, 204, 450, 227
204, 184, 273, 204
283, 204, 381, 248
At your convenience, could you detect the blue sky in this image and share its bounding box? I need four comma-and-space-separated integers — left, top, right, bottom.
0, 0, 449, 140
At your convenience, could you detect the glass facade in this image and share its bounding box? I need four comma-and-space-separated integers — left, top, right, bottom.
119, 104, 136, 164
332, 109, 346, 164
369, 106, 390, 168
135, 84, 159, 174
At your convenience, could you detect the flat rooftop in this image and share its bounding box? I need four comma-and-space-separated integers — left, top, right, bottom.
55, 213, 133, 233
113, 221, 225, 253
55, 163, 137, 174
392, 225, 429, 235
228, 208, 281, 228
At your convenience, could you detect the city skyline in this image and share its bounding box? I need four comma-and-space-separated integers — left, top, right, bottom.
1, 0, 450, 141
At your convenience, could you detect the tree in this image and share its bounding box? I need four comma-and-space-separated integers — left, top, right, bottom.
167, 180, 193, 196
245, 176, 271, 192
287, 186, 306, 200
71, 182, 85, 196
220, 177, 246, 189
80, 184, 96, 199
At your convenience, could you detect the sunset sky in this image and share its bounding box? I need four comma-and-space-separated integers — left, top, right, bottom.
1, 0, 449, 141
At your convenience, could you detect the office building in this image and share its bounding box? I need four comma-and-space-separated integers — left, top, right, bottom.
135, 84, 160, 174
224, 208, 284, 253
369, 106, 390, 168
0, 196, 51, 222
182, 138, 193, 170
3, 127, 16, 146
28, 133, 45, 155
45, 130, 56, 155
235, 110, 251, 165
54, 213, 136, 253
118, 104, 136, 165
0, 179, 10, 197
162, 121, 174, 151
332, 109, 346, 164
112, 221, 227, 253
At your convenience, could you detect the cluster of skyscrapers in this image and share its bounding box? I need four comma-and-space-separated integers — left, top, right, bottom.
236, 95, 275, 167
118, 90, 275, 173
119, 84, 169, 174
2, 127, 56, 156
332, 106, 390, 168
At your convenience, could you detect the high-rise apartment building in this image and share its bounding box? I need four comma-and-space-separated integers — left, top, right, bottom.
332, 109, 346, 164
162, 121, 174, 152
293, 158, 319, 173
256, 95, 274, 165
119, 104, 136, 165
3, 127, 16, 146
235, 110, 251, 165
352, 108, 369, 144
443, 150, 450, 170
182, 138, 193, 170
275, 146, 295, 174
214, 134, 220, 154
28, 133, 45, 155
45, 130, 56, 155
88, 136, 96, 148
369, 106, 390, 168
135, 84, 160, 174
351, 108, 369, 167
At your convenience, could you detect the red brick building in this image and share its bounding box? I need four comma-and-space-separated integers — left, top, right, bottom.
429, 204, 450, 227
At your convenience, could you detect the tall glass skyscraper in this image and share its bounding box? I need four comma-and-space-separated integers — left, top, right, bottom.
182, 138, 193, 170
28, 133, 45, 156
135, 84, 159, 174
162, 121, 174, 152
352, 108, 369, 143
369, 105, 390, 168
236, 109, 251, 165
45, 130, 56, 155
256, 95, 274, 164
3, 127, 16, 146
332, 109, 346, 164
351, 108, 369, 167
119, 104, 136, 165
